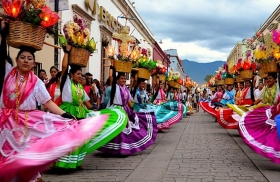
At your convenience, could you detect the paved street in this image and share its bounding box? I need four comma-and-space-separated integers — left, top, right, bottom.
43, 111, 280, 182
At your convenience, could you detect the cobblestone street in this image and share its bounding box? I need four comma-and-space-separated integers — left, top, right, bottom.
43, 111, 280, 182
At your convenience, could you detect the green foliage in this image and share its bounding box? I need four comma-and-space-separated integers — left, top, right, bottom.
18, 8, 42, 26
204, 75, 213, 82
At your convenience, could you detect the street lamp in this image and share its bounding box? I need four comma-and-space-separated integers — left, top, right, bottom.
131, 2, 136, 8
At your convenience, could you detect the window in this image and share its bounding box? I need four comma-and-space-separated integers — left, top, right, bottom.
267, 24, 275, 30
33, 62, 42, 76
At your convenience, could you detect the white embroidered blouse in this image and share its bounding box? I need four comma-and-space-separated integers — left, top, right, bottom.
1, 63, 51, 110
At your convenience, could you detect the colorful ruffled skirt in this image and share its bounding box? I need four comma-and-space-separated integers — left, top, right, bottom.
0, 109, 109, 182
216, 108, 239, 129
55, 107, 128, 169
239, 105, 280, 164
134, 101, 183, 130
199, 101, 217, 117
98, 105, 157, 155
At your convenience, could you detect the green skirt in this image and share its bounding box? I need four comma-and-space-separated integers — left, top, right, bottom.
55, 106, 128, 169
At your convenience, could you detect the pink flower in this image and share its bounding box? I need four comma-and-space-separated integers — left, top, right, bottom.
272, 29, 280, 45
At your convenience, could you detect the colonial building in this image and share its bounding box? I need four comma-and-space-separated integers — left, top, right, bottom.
165, 49, 186, 85
0, 0, 155, 83
60, 0, 154, 85
251, 5, 280, 43
153, 41, 171, 68
227, 41, 247, 68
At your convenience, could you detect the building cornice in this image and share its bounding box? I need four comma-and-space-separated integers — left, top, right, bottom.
252, 5, 280, 40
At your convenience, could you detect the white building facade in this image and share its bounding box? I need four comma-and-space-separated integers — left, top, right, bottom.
59, 0, 154, 85
165, 49, 186, 81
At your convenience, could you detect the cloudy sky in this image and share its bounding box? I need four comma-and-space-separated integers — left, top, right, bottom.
133, 0, 280, 63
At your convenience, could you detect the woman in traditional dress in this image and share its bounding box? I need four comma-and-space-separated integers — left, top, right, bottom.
45, 71, 62, 106
153, 81, 167, 104
80, 74, 91, 96
132, 79, 182, 130
214, 84, 237, 128
54, 46, 127, 169
200, 86, 223, 117
240, 73, 280, 163
0, 23, 114, 181
167, 87, 175, 101
49, 66, 59, 80
235, 82, 244, 105
98, 67, 157, 155
220, 84, 235, 105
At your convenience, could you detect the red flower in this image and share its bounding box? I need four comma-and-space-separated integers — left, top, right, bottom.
2, 0, 23, 18
39, 5, 59, 28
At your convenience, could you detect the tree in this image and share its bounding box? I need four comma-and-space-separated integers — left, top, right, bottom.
204, 75, 213, 82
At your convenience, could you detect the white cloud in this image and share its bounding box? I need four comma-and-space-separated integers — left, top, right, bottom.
132, 0, 280, 62
159, 39, 228, 63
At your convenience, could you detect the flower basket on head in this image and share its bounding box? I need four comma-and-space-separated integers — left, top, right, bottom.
2, 1, 59, 50
240, 70, 253, 80
60, 14, 97, 67
69, 47, 90, 67
7, 21, 47, 50
152, 74, 166, 83
216, 80, 224, 85
221, 63, 235, 85
235, 75, 244, 83
135, 54, 156, 79
113, 60, 132, 73
224, 78, 234, 85
138, 68, 150, 80
166, 69, 181, 89
258, 68, 268, 78
168, 81, 180, 89
237, 56, 256, 80
151, 60, 167, 82
262, 60, 277, 73
210, 87, 216, 91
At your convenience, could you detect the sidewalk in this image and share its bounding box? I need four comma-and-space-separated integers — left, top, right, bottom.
43, 111, 280, 182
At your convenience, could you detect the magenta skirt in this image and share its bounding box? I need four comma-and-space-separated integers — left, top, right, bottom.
239, 105, 280, 164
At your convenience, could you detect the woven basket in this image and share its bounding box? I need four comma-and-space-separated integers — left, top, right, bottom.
235, 75, 244, 83
224, 78, 234, 85
262, 61, 277, 73
168, 81, 180, 89
138, 68, 150, 80
210, 87, 216, 91
216, 80, 224, 85
259, 68, 268, 79
7, 21, 47, 50
113, 60, 132, 73
158, 74, 166, 82
240, 70, 253, 80
69, 47, 90, 67
152, 74, 166, 83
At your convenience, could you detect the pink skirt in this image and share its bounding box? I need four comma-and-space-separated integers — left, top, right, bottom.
239, 106, 280, 164
0, 109, 107, 182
